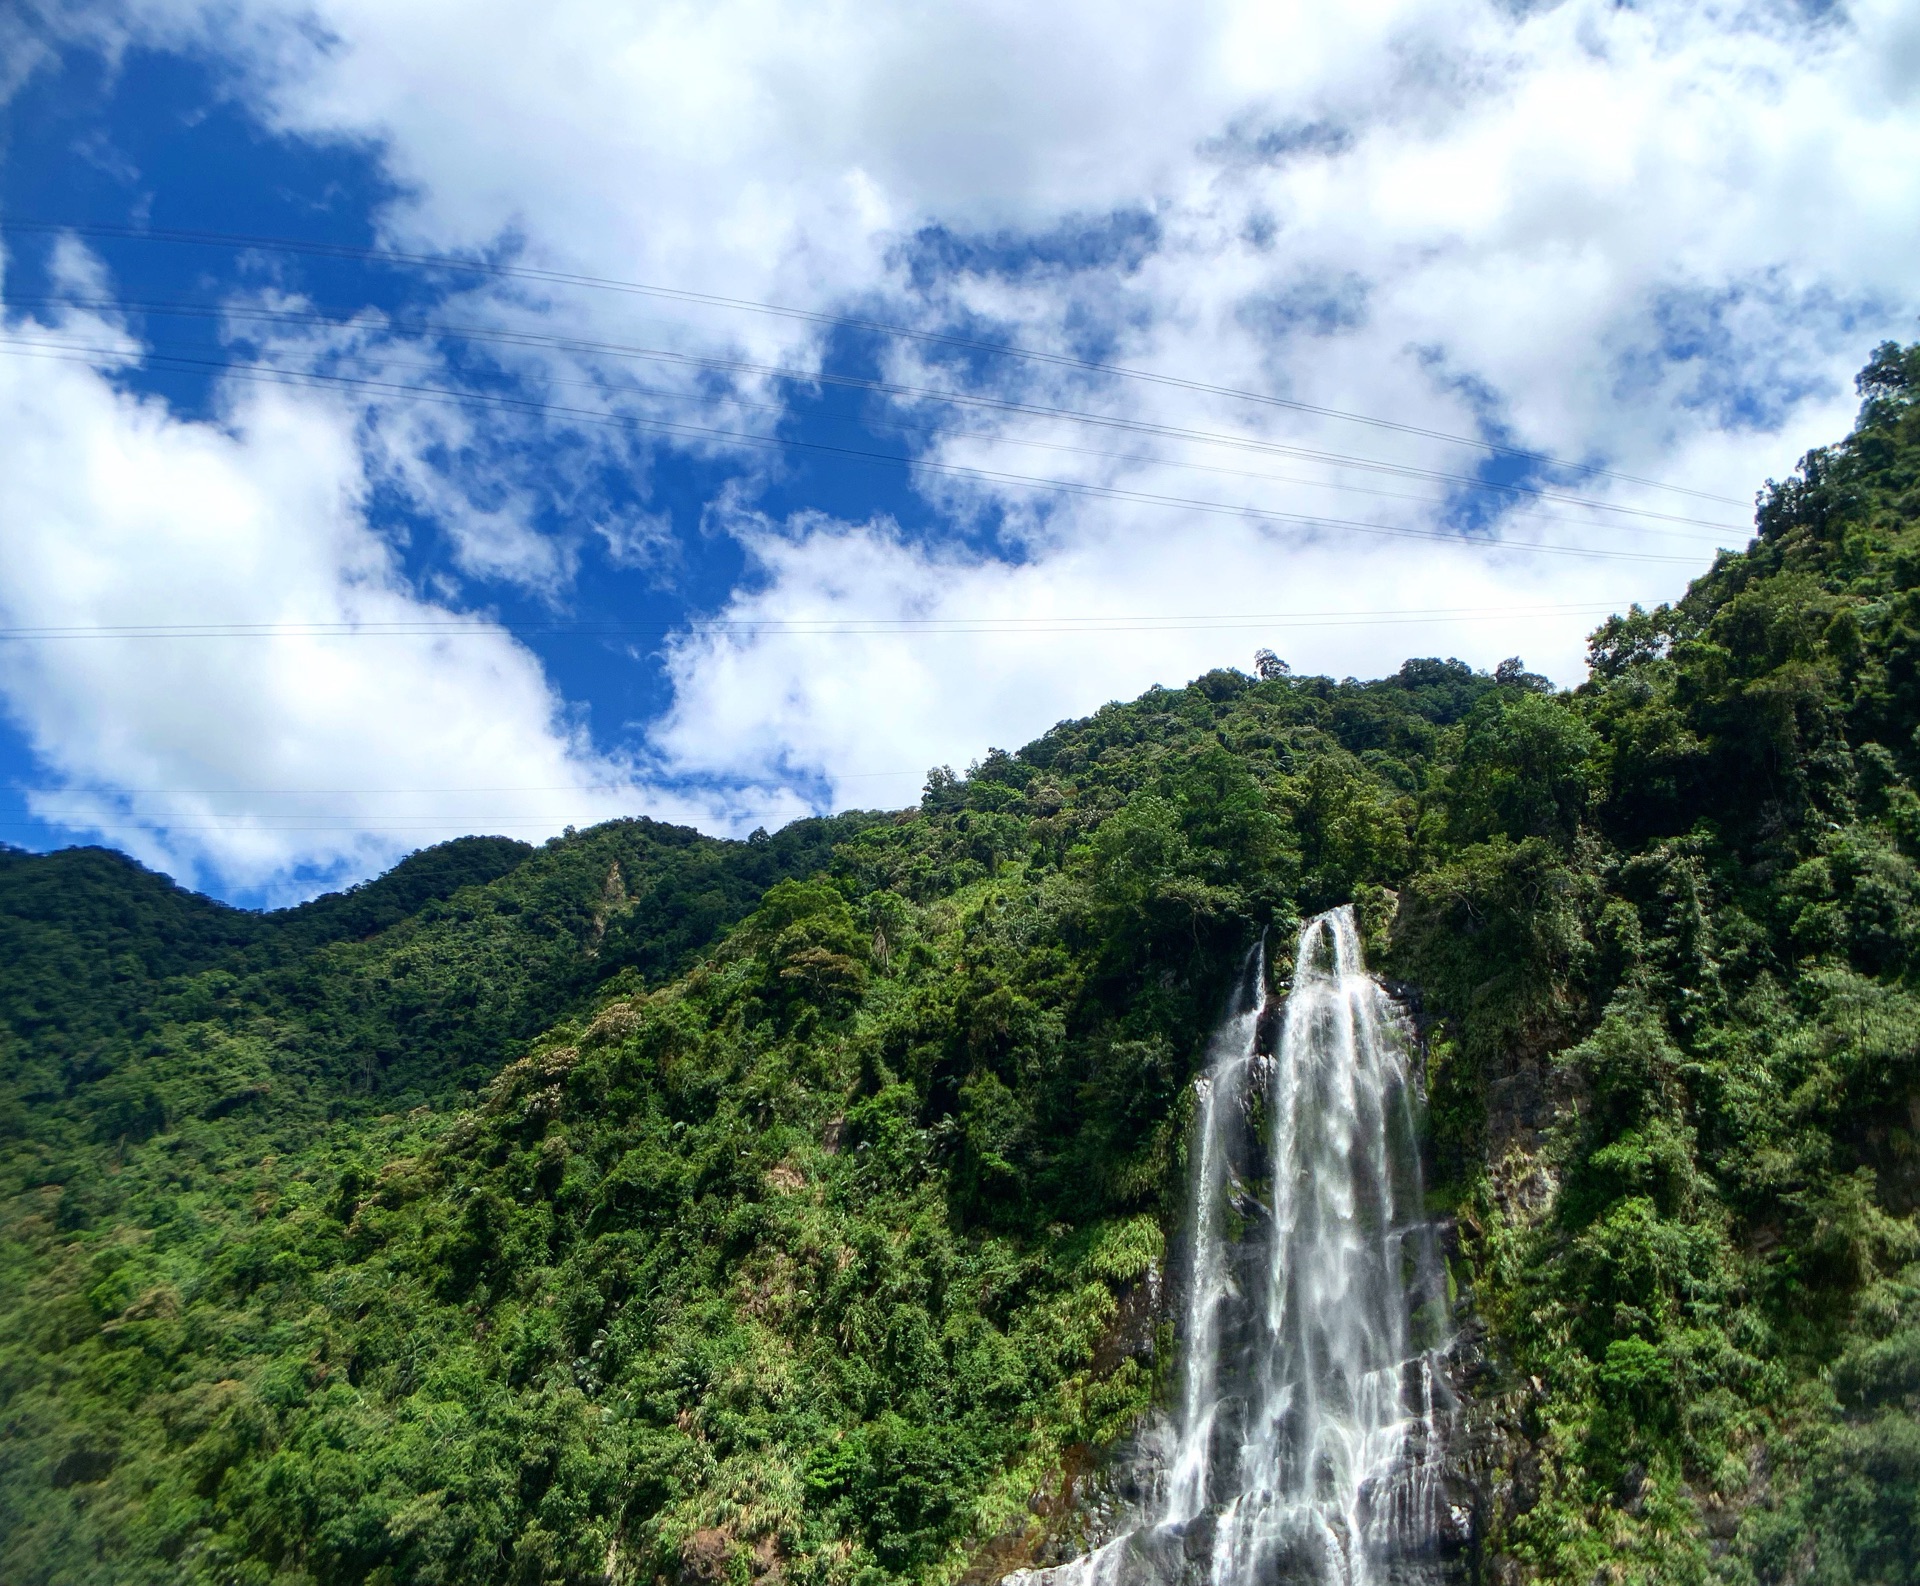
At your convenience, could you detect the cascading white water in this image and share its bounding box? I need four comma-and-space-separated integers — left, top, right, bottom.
1162, 938, 1270, 1531
1188, 905, 1448, 1585
1020, 907, 1449, 1586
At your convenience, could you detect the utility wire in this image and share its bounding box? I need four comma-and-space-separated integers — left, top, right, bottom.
0, 339, 1718, 564
13, 594, 1633, 825
17, 319, 1734, 536
28, 777, 919, 795
0, 818, 642, 832
11, 295, 1751, 533
9, 593, 1635, 821
1, 217, 1747, 506
0, 599, 1632, 643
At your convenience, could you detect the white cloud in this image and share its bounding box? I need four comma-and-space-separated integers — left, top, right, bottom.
5, 0, 1920, 891
650, 500, 1692, 810
636, 0, 1909, 795
0, 301, 718, 898
138, 0, 1908, 519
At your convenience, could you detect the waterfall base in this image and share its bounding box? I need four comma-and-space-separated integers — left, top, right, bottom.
1000, 1413, 1479, 1586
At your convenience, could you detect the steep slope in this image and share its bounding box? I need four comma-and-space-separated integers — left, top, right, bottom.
1, 812, 872, 1145
2, 342, 1918, 1586
1388, 339, 1920, 1583
0, 662, 1501, 1585
0, 843, 275, 1077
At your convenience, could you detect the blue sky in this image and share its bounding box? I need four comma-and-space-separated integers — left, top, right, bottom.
1, 0, 1916, 905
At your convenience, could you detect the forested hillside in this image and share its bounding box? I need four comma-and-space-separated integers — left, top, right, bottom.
4, 342, 1919, 1586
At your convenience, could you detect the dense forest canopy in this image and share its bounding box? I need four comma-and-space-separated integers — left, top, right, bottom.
4, 341, 1920, 1585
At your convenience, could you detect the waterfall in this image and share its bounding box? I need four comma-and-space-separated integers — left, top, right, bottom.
1019, 906, 1449, 1586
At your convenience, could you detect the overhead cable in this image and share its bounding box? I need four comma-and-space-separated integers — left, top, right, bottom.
0, 339, 1722, 565
9, 295, 1751, 533
1, 217, 1747, 505
0, 598, 1633, 643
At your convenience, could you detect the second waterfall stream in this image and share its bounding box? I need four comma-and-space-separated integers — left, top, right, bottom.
1022, 906, 1451, 1586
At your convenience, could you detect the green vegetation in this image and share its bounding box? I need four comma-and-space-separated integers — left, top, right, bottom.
4, 342, 1920, 1584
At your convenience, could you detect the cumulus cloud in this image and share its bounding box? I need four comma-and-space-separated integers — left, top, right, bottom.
4, 0, 1919, 891
125, 0, 1907, 544
650, 499, 1684, 809
0, 296, 692, 899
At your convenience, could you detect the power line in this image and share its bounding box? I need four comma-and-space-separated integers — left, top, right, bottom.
27, 776, 920, 795
10, 295, 1751, 534
3, 593, 1638, 823
0, 818, 631, 832
14, 321, 1737, 537
22, 812, 640, 820
0, 599, 1631, 643
1, 217, 1747, 506
8, 594, 1633, 826
0, 339, 1719, 564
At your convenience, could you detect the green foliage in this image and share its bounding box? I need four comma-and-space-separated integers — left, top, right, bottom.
1446, 691, 1598, 847
1424, 346, 1920, 1582
7, 344, 1920, 1582
0, 663, 1483, 1585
